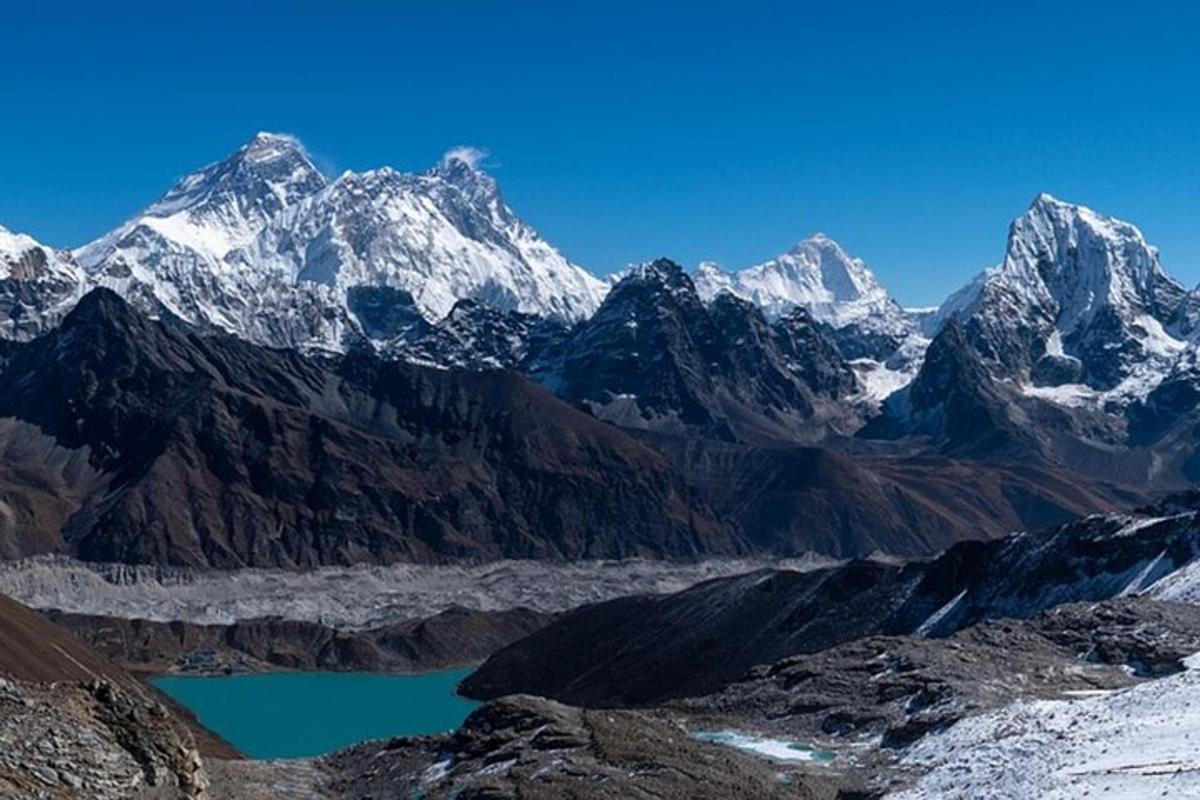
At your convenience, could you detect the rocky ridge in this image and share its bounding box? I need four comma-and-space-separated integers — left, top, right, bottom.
462, 498, 1200, 706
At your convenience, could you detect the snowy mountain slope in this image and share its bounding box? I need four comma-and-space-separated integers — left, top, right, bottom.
694, 234, 909, 332
921, 264, 994, 336
948, 194, 1189, 403
77, 132, 329, 270
73, 132, 352, 349
71, 133, 606, 355
889, 653, 1200, 800
0, 225, 89, 340
244, 148, 608, 324
695, 235, 928, 400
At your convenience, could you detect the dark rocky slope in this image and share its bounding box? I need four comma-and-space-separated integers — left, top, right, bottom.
318, 694, 839, 800
0, 593, 217, 797
0, 287, 1139, 568
463, 499, 1200, 705
643, 433, 1127, 557
0, 288, 733, 567
861, 319, 1043, 459
556, 260, 861, 444
0, 592, 137, 686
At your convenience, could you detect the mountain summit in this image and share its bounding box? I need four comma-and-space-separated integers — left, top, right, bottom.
695, 235, 927, 399
694, 234, 903, 330
77, 132, 328, 269
68, 134, 607, 352
246, 147, 607, 324
944, 193, 1188, 399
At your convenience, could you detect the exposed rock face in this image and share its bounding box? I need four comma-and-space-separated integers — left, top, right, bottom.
385, 298, 570, 375
0, 593, 214, 798
462, 500, 1200, 706
53, 606, 552, 675
772, 306, 862, 398
861, 319, 1042, 459
320, 694, 838, 800
0, 288, 734, 568
943, 193, 1187, 396
343, 285, 430, 343
0, 225, 89, 341
0, 678, 209, 800
557, 259, 861, 443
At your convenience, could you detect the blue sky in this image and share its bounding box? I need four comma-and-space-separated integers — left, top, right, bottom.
3, 1, 1199, 305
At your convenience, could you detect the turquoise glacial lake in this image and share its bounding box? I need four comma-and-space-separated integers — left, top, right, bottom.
152, 668, 479, 759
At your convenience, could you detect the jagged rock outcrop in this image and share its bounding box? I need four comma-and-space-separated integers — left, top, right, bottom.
320, 694, 838, 800
939, 193, 1187, 398
0, 592, 214, 798
861, 318, 1043, 459
385, 298, 569, 375
556, 259, 862, 443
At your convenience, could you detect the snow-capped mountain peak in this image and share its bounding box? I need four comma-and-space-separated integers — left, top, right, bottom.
694, 234, 893, 326
782, 232, 885, 302
942, 193, 1189, 401
1006, 193, 1180, 325
694, 234, 927, 401
428, 146, 501, 205
77, 132, 328, 272
0, 225, 88, 340
248, 147, 608, 323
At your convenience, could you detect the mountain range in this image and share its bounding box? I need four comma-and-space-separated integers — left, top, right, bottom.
3, 132, 1200, 567
5, 134, 1197, 406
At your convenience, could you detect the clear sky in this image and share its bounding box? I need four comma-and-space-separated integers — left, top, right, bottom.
4, 1, 1199, 305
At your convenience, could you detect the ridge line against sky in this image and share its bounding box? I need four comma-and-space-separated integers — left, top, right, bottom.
3, 0, 1199, 306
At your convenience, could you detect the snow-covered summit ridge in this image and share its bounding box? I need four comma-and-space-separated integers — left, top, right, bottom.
694, 233, 911, 333
0, 225, 88, 339
1003, 193, 1182, 329
0, 225, 84, 283
243, 142, 607, 323
64, 132, 607, 352
939, 193, 1190, 403
76, 131, 329, 269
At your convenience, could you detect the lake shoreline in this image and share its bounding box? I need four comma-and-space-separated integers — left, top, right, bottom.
152, 667, 482, 760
